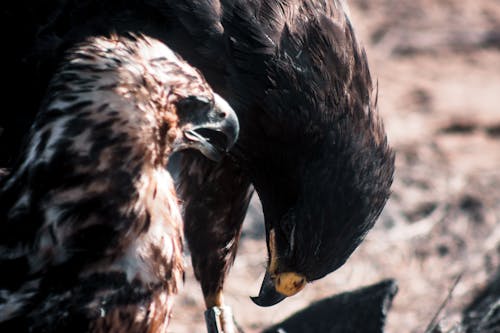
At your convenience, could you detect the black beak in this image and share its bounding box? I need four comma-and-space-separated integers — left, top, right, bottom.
250, 271, 286, 307
178, 93, 239, 161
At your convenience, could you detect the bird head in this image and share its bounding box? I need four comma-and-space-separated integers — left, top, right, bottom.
250, 128, 394, 306
112, 34, 240, 163
233, 12, 396, 306
51, 34, 239, 166
173, 93, 239, 162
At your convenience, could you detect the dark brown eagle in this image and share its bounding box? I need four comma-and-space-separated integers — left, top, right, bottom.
0, 33, 238, 332
1, 0, 394, 328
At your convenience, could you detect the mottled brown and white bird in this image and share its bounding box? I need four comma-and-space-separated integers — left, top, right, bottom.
0, 33, 238, 332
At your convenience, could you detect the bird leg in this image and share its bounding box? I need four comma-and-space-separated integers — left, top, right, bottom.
204, 291, 225, 309
173, 152, 252, 333
204, 292, 244, 333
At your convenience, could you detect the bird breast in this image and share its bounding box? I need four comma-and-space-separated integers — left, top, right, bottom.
84, 168, 184, 291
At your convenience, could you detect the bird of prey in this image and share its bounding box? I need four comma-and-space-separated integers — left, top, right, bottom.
0, 33, 238, 332
0, 0, 394, 327
172, 0, 395, 310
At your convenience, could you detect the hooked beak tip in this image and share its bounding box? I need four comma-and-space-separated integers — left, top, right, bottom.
213, 93, 239, 150
250, 271, 307, 307
250, 271, 286, 307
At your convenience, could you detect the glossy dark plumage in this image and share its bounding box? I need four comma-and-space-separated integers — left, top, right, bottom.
0, 33, 238, 332
173, 0, 395, 307
0, 0, 394, 317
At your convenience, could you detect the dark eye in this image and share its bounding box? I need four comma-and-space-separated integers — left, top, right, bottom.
176, 96, 212, 123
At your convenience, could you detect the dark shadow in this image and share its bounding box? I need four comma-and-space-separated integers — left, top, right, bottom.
262, 279, 398, 333
462, 267, 500, 333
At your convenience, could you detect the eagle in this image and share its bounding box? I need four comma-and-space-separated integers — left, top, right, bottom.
0, 33, 238, 332
0, 0, 394, 328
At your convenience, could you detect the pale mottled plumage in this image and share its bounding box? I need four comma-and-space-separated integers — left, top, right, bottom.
0, 34, 238, 332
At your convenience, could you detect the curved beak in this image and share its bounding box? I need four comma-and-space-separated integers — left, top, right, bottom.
251, 270, 307, 307
250, 271, 286, 307
179, 93, 239, 161
250, 229, 307, 307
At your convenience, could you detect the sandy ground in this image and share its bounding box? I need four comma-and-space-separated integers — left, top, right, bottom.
169, 1, 500, 332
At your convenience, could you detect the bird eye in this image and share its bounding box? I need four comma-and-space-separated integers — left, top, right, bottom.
175, 96, 212, 124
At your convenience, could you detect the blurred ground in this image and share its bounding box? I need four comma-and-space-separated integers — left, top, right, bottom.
170, 1, 500, 332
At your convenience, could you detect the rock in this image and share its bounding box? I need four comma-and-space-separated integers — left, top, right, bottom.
262, 279, 398, 333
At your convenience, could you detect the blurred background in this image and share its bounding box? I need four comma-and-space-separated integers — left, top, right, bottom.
170, 1, 500, 332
